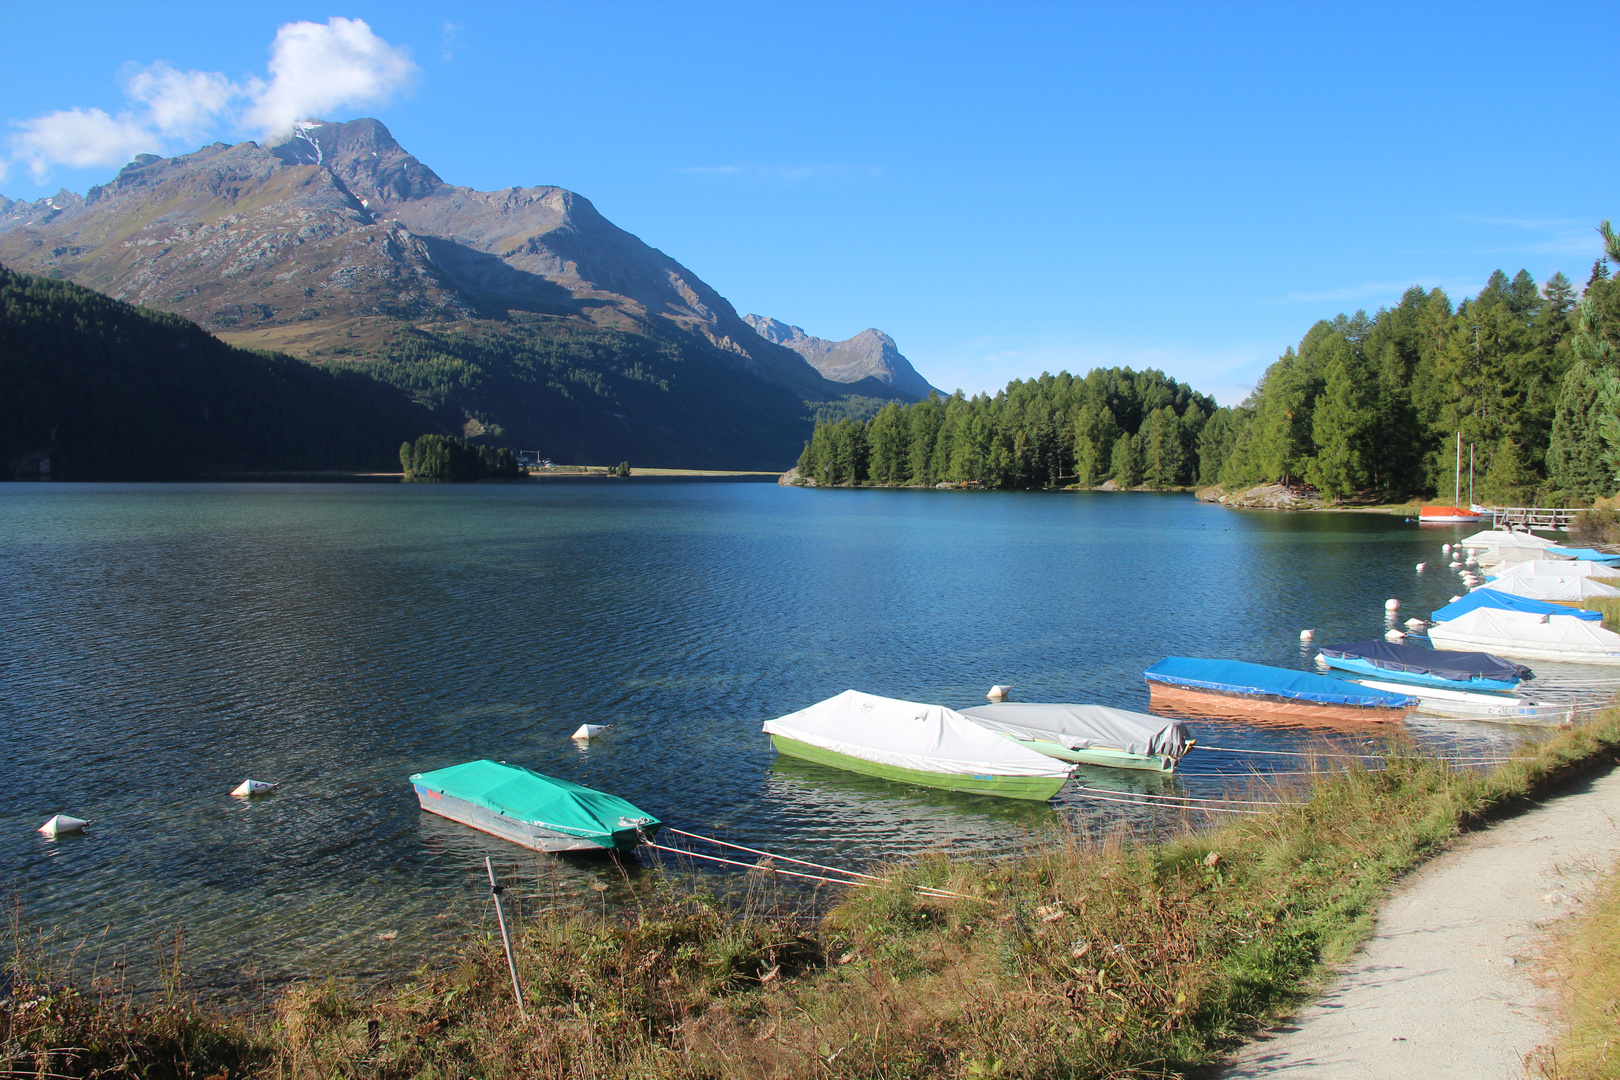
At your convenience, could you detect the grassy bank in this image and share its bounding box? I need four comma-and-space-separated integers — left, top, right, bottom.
8, 712, 1620, 1079
1530, 858, 1620, 1079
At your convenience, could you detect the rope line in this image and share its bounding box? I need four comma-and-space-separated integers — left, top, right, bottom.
664, 827, 889, 884
1068, 784, 1299, 808
1063, 790, 1263, 815
644, 839, 977, 901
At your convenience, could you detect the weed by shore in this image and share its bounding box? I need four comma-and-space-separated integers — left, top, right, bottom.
1529, 854, 1620, 1079
7, 711, 1620, 1079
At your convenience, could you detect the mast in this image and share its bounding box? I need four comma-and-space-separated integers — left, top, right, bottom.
1469, 444, 1475, 507
1454, 431, 1462, 507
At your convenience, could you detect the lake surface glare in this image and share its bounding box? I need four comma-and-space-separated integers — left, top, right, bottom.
0, 481, 1531, 991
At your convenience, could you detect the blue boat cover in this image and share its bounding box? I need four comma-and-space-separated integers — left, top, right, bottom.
1430, 589, 1603, 623
1546, 545, 1620, 565
1143, 657, 1415, 707
1318, 640, 1532, 683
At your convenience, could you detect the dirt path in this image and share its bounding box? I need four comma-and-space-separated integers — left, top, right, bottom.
1217, 763, 1620, 1079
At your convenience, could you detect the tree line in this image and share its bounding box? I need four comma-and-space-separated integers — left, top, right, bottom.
1205, 221, 1620, 505
796, 367, 1216, 488
796, 221, 1620, 505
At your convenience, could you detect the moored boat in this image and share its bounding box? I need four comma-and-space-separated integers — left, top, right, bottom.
959, 702, 1193, 773
762, 690, 1075, 801
1427, 608, 1620, 665
1419, 505, 1483, 524
1344, 677, 1561, 723
1489, 559, 1615, 580
1316, 639, 1530, 694
1478, 575, 1620, 605
410, 759, 659, 852
1143, 657, 1416, 722
1430, 589, 1603, 624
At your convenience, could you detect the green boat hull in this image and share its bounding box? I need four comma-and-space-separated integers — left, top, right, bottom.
1008, 736, 1183, 773
768, 735, 1068, 802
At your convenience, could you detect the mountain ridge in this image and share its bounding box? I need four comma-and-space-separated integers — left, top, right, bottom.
743, 314, 939, 400
0, 118, 910, 468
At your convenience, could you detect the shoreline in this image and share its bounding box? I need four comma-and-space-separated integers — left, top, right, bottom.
11, 709, 1620, 1078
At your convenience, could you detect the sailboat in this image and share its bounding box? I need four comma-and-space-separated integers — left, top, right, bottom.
1419, 434, 1485, 524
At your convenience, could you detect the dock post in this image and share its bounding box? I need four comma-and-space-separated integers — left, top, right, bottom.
485, 856, 526, 1015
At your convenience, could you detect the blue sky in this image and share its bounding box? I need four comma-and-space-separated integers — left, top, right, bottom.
3, 2, 1615, 404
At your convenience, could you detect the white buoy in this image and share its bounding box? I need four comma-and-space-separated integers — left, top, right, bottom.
1385, 629, 1406, 641
1449, 560, 1462, 568
1314, 654, 1330, 668
1466, 548, 1477, 557
1405, 617, 1426, 629
1416, 563, 1426, 572
1442, 543, 1451, 554
230, 780, 278, 797
1299, 629, 1314, 641
987, 684, 1014, 701
38, 814, 87, 837
1385, 598, 1400, 611
571, 724, 609, 740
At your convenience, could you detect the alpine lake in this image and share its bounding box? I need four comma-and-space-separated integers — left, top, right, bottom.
0, 479, 1559, 995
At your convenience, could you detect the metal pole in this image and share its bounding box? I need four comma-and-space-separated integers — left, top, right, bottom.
1454, 432, 1462, 507
485, 856, 525, 1015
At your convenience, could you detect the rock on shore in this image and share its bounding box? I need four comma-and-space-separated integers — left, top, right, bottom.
1197, 482, 1323, 510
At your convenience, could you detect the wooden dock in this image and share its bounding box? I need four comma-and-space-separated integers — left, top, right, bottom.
1482, 506, 1582, 531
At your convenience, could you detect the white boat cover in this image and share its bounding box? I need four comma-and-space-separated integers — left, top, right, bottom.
1459, 530, 1556, 550
1477, 545, 1571, 569
763, 690, 1074, 778
1492, 559, 1614, 579
1481, 576, 1620, 602
960, 702, 1191, 758
1429, 607, 1620, 663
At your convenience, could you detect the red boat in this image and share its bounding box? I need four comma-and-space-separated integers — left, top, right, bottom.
1419, 505, 1483, 524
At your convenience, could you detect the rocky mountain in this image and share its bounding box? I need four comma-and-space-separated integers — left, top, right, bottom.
0, 118, 908, 468
743, 315, 939, 400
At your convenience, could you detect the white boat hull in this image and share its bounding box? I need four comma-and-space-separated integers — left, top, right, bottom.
1349, 678, 1566, 723
414, 787, 616, 852
1427, 636, 1620, 666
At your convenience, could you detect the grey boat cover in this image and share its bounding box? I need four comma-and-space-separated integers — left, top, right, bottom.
960, 702, 1192, 759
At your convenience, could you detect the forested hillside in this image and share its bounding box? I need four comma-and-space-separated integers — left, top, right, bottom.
1205, 223, 1620, 504
0, 265, 439, 478
796, 222, 1620, 504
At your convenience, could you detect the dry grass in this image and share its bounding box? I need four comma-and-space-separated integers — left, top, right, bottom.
7, 711, 1620, 1079
1529, 863, 1620, 1078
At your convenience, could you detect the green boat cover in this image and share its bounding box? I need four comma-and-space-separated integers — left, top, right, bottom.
410, 760, 659, 842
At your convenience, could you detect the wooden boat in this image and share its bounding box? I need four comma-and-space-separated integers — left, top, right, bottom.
959, 702, 1193, 773
762, 690, 1075, 801
1143, 657, 1416, 722
1316, 639, 1530, 694
409, 759, 659, 852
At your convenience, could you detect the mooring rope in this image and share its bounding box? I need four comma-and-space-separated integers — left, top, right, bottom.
1067, 784, 1298, 808
644, 836, 979, 901
664, 827, 890, 884
1063, 790, 1263, 815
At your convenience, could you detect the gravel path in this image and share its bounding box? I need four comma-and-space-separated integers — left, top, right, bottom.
1217, 763, 1620, 1079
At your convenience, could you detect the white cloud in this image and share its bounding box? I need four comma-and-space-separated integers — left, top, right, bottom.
10, 107, 159, 181
5, 17, 417, 183
125, 63, 237, 140
242, 18, 417, 140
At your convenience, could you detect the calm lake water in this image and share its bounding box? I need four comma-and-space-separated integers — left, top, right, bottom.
0, 480, 1538, 992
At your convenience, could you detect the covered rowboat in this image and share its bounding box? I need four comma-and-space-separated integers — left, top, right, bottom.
410, 759, 659, 852
1427, 608, 1620, 665
762, 690, 1075, 801
1143, 657, 1416, 722
1316, 639, 1530, 693
1430, 590, 1602, 624
1478, 575, 1620, 605
960, 702, 1193, 773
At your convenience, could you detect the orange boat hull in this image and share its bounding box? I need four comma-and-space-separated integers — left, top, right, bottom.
1147, 682, 1415, 724
1419, 506, 1483, 524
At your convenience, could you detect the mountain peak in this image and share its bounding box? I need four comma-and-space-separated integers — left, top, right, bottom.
270, 117, 442, 203
743, 315, 936, 400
